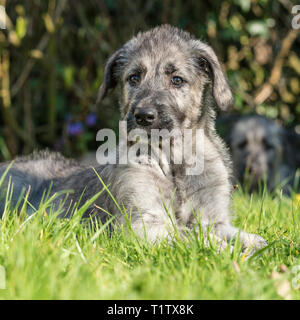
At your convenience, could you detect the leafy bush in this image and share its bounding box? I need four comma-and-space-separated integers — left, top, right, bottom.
0, 0, 299, 159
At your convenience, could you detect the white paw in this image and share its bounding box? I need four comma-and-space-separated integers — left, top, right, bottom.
205, 235, 234, 253
242, 233, 267, 251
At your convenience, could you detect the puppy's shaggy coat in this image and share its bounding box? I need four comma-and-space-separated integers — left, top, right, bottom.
228, 115, 299, 193
0, 25, 266, 250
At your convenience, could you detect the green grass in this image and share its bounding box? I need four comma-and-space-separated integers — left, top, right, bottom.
0, 184, 299, 300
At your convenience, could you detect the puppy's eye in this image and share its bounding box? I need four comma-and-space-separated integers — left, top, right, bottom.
128, 74, 140, 86
171, 76, 184, 87
262, 138, 274, 151
237, 141, 247, 150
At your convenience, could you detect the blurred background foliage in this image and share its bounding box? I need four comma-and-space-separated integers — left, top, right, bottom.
0, 0, 299, 160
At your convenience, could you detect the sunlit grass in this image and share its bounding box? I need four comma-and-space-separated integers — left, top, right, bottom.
0, 179, 299, 299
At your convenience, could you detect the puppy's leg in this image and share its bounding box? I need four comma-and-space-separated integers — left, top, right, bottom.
214, 222, 267, 251
129, 219, 175, 242
196, 184, 267, 252
106, 164, 177, 242
194, 166, 268, 252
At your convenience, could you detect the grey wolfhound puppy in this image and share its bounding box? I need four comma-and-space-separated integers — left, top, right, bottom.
0, 25, 266, 251
228, 115, 300, 193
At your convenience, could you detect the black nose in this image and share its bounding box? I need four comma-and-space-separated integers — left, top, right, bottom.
134, 108, 157, 126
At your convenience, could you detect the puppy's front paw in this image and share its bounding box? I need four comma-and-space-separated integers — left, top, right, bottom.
242, 233, 267, 251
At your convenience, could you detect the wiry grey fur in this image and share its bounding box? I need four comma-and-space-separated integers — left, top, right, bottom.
0, 25, 266, 251
228, 115, 300, 193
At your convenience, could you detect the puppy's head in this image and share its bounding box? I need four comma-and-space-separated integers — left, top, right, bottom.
97, 25, 233, 133
229, 115, 283, 191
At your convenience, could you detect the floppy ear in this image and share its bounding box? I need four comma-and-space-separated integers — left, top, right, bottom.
191, 40, 233, 111
96, 48, 126, 105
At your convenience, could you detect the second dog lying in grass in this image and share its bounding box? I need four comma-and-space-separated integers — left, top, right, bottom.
227, 115, 300, 194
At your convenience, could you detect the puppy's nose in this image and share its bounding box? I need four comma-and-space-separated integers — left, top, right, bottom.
134, 108, 157, 126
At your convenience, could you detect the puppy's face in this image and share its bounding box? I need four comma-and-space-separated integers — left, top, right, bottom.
119, 43, 209, 133
230, 116, 283, 190
97, 25, 233, 134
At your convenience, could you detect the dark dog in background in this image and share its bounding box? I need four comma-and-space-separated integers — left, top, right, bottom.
218, 115, 300, 193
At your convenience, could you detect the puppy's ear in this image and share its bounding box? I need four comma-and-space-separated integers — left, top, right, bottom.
191, 40, 233, 111
97, 48, 126, 105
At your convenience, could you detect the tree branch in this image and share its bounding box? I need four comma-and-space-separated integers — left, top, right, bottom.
254, 29, 300, 105
11, 0, 67, 98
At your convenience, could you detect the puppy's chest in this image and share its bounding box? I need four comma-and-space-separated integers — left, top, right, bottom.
172, 170, 211, 224
169, 136, 221, 224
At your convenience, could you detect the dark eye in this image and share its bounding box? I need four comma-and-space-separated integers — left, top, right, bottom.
237, 140, 247, 150
128, 74, 140, 86
262, 138, 274, 151
171, 76, 184, 87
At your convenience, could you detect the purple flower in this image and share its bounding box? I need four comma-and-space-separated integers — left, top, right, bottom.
67, 122, 83, 136
85, 112, 97, 127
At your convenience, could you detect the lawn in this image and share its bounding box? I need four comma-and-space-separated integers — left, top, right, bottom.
0, 185, 299, 300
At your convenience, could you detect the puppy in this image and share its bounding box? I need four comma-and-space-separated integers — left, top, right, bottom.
0, 25, 267, 252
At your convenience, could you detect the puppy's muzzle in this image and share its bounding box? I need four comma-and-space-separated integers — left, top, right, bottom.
134, 107, 158, 127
